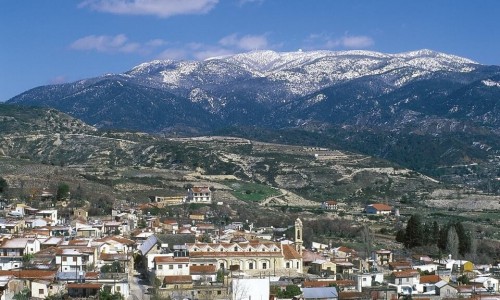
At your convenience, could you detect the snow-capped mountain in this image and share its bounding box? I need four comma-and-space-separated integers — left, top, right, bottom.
7, 49, 500, 134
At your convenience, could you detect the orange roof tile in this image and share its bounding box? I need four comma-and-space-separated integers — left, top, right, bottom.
420, 275, 441, 284
154, 256, 190, 263
189, 265, 217, 274
163, 275, 192, 284
282, 244, 301, 260
392, 270, 420, 278
67, 283, 102, 289
369, 203, 392, 211
0, 270, 57, 280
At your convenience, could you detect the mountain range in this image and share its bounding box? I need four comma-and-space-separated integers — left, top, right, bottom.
6, 49, 500, 186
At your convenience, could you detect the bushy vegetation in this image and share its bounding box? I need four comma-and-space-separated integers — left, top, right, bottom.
228, 180, 281, 202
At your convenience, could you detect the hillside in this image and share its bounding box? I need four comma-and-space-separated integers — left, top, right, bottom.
2, 104, 500, 216
6, 50, 500, 189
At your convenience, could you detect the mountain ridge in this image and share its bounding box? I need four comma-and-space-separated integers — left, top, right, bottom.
6, 49, 500, 181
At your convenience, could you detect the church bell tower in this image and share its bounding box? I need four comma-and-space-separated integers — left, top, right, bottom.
294, 218, 303, 255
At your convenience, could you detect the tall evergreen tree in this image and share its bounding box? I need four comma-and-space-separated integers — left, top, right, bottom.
405, 214, 424, 248
454, 222, 471, 256
0, 177, 7, 194
431, 221, 440, 245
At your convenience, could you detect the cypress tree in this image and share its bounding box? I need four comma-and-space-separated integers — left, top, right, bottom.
405, 214, 423, 248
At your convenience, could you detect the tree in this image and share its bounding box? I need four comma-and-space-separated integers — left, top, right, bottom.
454, 222, 471, 256
56, 183, 70, 201
360, 225, 373, 258
446, 226, 459, 258
13, 288, 31, 300
99, 289, 123, 300
404, 215, 424, 248
279, 285, 302, 298
0, 177, 8, 194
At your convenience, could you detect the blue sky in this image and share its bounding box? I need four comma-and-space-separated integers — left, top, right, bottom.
1, 0, 499, 101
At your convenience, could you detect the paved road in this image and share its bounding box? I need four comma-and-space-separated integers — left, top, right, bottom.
128, 274, 151, 300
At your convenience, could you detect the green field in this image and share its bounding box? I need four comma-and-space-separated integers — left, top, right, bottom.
227, 180, 281, 202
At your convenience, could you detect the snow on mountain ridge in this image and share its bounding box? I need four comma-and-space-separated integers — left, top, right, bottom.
120, 49, 480, 96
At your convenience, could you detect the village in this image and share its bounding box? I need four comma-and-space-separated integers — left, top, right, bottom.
0, 185, 498, 300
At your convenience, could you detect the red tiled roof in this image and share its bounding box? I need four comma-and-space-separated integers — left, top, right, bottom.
0, 270, 57, 280
326, 200, 337, 205
163, 219, 178, 224
189, 265, 217, 274
303, 280, 336, 288
189, 251, 282, 258
282, 244, 301, 260
100, 253, 129, 261
192, 186, 210, 193
388, 261, 412, 270
392, 270, 420, 278
154, 256, 190, 263
67, 283, 102, 289
420, 275, 441, 284
369, 203, 392, 211
163, 275, 192, 284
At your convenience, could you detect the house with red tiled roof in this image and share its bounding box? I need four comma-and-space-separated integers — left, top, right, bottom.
333, 246, 357, 259
391, 269, 420, 287
322, 200, 338, 210
162, 275, 193, 289
417, 274, 441, 294
388, 261, 412, 271
162, 219, 179, 233
189, 265, 217, 282
185, 186, 212, 203
365, 203, 392, 215
373, 249, 393, 266
153, 256, 190, 277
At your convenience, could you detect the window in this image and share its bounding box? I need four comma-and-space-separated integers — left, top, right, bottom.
217, 290, 222, 295
117, 286, 121, 292
169, 265, 174, 270
263, 263, 267, 270
39, 289, 44, 295
178, 264, 182, 269
158, 265, 163, 270
62, 257, 67, 262
249, 262, 254, 270
234, 246, 238, 251
286, 262, 290, 268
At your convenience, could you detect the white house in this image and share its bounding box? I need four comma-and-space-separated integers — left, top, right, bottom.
185, 186, 212, 203
153, 256, 190, 277
470, 276, 499, 292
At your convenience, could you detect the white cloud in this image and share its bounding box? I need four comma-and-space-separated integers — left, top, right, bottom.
79, 0, 218, 18
219, 33, 269, 51
305, 33, 374, 50
238, 0, 264, 6
153, 33, 271, 61
340, 36, 374, 48
70, 34, 166, 54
